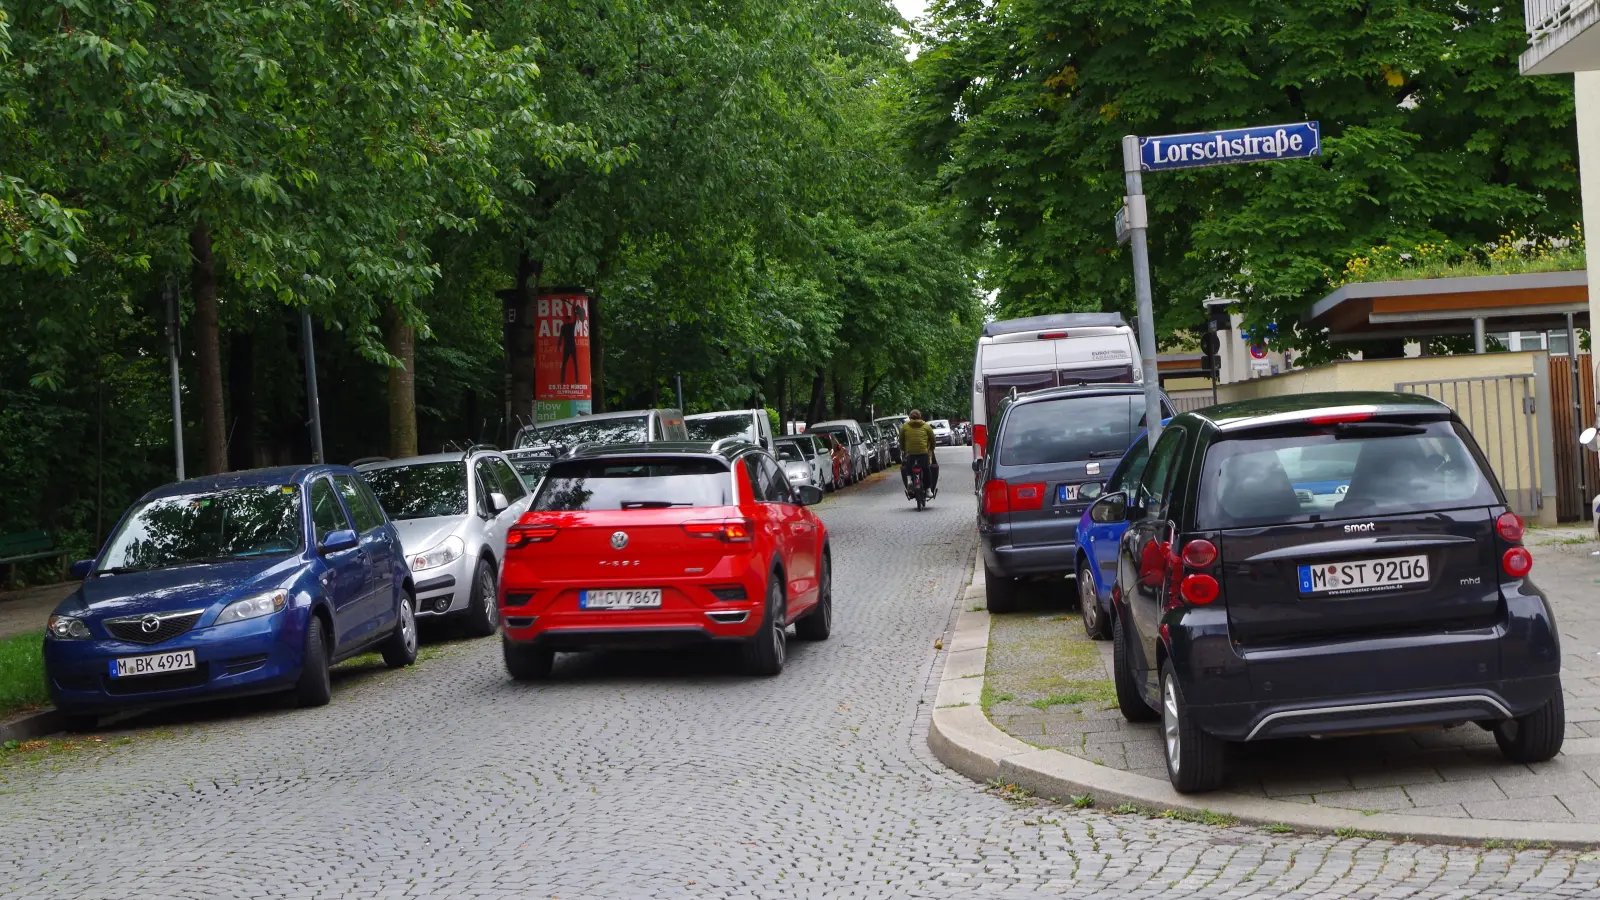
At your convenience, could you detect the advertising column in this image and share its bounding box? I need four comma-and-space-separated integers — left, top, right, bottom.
535, 289, 592, 422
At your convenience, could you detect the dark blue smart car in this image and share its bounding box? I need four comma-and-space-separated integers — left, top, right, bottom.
44, 465, 417, 723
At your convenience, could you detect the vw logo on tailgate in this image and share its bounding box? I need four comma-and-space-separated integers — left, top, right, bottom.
610, 531, 629, 550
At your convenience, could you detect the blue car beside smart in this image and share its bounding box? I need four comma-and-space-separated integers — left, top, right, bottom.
44, 465, 418, 724
1075, 425, 1164, 641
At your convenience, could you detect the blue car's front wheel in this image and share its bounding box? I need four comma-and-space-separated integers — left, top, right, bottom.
295, 616, 332, 708
1078, 563, 1110, 641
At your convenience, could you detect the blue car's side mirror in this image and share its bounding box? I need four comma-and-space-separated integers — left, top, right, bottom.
319, 529, 359, 554
70, 559, 94, 579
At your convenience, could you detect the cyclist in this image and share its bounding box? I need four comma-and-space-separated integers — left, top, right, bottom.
898, 411, 939, 499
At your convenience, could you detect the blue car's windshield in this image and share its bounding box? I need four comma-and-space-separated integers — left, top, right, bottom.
97, 486, 303, 572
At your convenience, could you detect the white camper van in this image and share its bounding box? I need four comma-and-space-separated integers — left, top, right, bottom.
969, 313, 1141, 457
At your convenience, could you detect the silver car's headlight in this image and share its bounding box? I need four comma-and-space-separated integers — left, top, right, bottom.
47, 615, 91, 640
215, 590, 288, 625
410, 535, 465, 572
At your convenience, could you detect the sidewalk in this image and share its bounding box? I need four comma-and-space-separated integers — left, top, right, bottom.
930, 525, 1600, 844
0, 582, 75, 640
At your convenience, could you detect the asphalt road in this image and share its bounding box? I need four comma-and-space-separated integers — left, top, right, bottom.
3, 446, 1598, 899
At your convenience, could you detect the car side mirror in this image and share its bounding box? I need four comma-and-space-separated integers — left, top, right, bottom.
319, 529, 359, 554
971, 458, 983, 473
1089, 491, 1128, 524
70, 559, 94, 579
1584, 426, 1598, 449
794, 485, 824, 506
1080, 482, 1104, 502
489, 492, 509, 513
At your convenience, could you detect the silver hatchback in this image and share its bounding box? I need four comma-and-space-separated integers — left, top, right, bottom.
358, 450, 533, 636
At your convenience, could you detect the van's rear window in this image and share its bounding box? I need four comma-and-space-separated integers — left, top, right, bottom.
533, 458, 732, 511
1196, 421, 1499, 528
997, 395, 1136, 466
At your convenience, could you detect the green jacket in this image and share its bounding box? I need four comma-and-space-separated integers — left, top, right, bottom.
899, 419, 936, 456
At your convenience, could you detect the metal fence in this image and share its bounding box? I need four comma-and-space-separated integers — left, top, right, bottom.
1395, 374, 1543, 517
1168, 393, 1218, 414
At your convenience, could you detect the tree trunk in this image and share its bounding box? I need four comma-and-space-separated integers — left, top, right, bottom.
831, 371, 845, 419
807, 368, 827, 425
590, 291, 605, 413
506, 252, 540, 428
227, 330, 255, 471
386, 307, 418, 457
190, 221, 227, 475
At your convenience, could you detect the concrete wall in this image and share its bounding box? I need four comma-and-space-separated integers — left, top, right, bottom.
1578, 72, 1600, 421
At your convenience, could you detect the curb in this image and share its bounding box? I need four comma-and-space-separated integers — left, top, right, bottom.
928, 556, 1600, 848
0, 707, 66, 743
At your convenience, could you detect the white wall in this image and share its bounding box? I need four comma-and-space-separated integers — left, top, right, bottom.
1579, 72, 1600, 386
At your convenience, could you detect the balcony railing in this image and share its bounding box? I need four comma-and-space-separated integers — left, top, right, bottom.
1528, 0, 1597, 41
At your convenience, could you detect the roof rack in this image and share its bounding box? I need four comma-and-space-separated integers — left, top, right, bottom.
459, 443, 499, 460
350, 456, 389, 467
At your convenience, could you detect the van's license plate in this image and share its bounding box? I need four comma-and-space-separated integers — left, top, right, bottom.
1297, 555, 1429, 595
580, 589, 662, 610
1057, 484, 1080, 502
109, 649, 196, 678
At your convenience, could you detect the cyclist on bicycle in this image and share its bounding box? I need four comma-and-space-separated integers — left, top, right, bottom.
898, 411, 939, 499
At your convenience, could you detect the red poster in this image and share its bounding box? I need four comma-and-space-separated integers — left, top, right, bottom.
535, 291, 592, 421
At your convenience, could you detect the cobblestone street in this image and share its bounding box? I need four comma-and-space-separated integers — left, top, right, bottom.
6, 448, 1600, 898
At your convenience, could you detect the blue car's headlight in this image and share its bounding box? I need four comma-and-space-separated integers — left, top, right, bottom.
47, 615, 91, 640
215, 590, 287, 626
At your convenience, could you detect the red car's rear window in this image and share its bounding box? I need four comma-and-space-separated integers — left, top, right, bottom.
533, 458, 733, 511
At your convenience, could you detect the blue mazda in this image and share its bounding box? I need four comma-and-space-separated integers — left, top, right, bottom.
1075, 425, 1164, 641
44, 465, 417, 723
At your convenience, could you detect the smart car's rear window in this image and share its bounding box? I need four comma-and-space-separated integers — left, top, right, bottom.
1196, 420, 1500, 528
533, 458, 733, 510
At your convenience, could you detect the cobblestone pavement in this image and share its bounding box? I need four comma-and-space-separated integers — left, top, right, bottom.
6, 449, 1600, 898
988, 525, 1600, 826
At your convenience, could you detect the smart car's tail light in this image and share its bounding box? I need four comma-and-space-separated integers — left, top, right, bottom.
682, 518, 753, 542
1502, 547, 1533, 578
983, 479, 1009, 516
1496, 512, 1525, 543
508, 519, 559, 548
1180, 573, 1220, 605
1180, 539, 1217, 569
1009, 482, 1046, 512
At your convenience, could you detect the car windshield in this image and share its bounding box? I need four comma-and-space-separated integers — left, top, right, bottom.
998, 395, 1134, 465
517, 416, 649, 449
780, 440, 815, 459
1197, 420, 1499, 528
533, 458, 733, 510
810, 427, 848, 444
776, 444, 804, 463
97, 486, 302, 572
507, 457, 551, 486
685, 414, 755, 443
361, 462, 467, 520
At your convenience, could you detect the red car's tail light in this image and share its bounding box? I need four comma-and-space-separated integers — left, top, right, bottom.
982, 479, 1009, 516
507, 520, 559, 548
1180, 573, 1220, 605
1009, 482, 1046, 512
1180, 539, 1217, 569
1502, 547, 1533, 578
1496, 512, 1525, 543
682, 518, 753, 542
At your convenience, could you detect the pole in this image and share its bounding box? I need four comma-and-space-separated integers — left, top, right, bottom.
301, 309, 325, 464
164, 275, 186, 481
1474, 318, 1486, 355
675, 374, 684, 412
1568, 313, 1586, 506
1122, 135, 1164, 449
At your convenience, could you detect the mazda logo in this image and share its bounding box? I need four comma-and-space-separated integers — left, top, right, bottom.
610, 531, 629, 550
140, 615, 161, 634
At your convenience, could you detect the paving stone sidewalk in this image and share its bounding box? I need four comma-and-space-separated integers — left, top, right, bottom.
986, 524, 1600, 824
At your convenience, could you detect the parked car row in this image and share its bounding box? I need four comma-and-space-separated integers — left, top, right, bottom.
972, 378, 1564, 795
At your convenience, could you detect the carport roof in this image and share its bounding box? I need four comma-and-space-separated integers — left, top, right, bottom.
1306, 270, 1588, 343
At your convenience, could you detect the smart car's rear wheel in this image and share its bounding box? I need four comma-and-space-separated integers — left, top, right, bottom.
1113, 614, 1157, 723
380, 591, 418, 669
1162, 660, 1226, 793
295, 615, 332, 708
741, 574, 787, 675
503, 639, 553, 681
463, 556, 499, 638
983, 564, 1016, 613
1078, 564, 1109, 640
1495, 688, 1565, 763
794, 554, 833, 641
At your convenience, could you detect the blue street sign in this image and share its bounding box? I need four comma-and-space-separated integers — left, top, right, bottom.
1139, 122, 1320, 172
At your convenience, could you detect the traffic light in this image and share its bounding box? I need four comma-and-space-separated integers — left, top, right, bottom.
1200, 323, 1221, 375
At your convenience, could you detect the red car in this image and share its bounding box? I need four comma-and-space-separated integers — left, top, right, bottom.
499, 442, 833, 679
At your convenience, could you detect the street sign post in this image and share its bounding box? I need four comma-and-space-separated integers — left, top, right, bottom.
1118, 122, 1320, 448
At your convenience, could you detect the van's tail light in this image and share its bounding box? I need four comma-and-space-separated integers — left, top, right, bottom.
1496, 512, 1525, 543
1502, 547, 1533, 578
1180, 573, 1220, 605
1180, 539, 1217, 569
983, 479, 1009, 516
1009, 482, 1046, 512
683, 518, 753, 542
973, 424, 987, 453
508, 518, 559, 548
